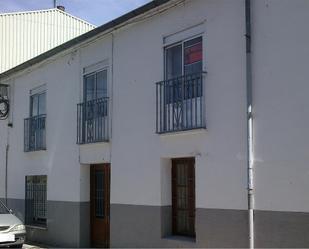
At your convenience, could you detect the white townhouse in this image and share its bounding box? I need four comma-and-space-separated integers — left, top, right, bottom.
0, 0, 309, 248
0, 7, 95, 73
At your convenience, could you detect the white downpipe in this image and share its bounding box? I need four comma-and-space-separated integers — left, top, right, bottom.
246, 0, 254, 248
248, 107, 254, 249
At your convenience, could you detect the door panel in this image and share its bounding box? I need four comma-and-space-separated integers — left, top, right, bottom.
172, 158, 195, 237
90, 164, 110, 248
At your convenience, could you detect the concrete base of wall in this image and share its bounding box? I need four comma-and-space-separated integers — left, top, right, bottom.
4, 198, 90, 248
255, 210, 309, 248
5, 199, 309, 248
110, 204, 249, 248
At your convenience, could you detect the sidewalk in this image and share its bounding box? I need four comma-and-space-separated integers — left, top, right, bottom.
23, 243, 48, 249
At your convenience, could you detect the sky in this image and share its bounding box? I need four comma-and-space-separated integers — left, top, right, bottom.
0, 0, 152, 26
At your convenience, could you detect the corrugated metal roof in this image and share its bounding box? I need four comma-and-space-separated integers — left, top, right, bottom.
0, 8, 96, 27
0, 0, 172, 80
0, 8, 96, 73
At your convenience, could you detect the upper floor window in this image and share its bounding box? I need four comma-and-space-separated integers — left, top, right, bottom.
165, 36, 203, 79
156, 37, 206, 134
30, 91, 46, 117
77, 69, 109, 144
84, 70, 108, 102
24, 88, 46, 152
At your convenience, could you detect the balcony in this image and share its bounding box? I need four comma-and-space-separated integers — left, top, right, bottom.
77, 97, 109, 144
24, 114, 46, 152
156, 72, 206, 134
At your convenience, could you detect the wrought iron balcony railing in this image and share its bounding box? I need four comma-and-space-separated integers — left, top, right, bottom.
77, 97, 109, 144
156, 72, 206, 134
24, 114, 46, 152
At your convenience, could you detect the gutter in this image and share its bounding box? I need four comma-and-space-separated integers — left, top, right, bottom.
245, 0, 254, 248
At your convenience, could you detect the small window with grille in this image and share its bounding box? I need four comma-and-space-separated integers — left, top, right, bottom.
25, 175, 47, 227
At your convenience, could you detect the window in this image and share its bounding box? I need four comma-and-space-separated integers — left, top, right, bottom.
84, 70, 108, 102
77, 69, 109, 144
165, 37, 203, 78
25, 175, 47, 227
172, 158, 195, 237
84, 70, 108, 120
156, 36, 205, 133
24, 90, 46, 151
165, 37, 203, 103
30, 92, 46, 117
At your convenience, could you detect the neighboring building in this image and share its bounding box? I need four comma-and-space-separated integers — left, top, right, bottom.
0, 7, 96, 73
0, 0, 309, 248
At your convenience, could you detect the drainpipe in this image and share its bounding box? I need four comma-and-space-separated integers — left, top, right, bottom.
245, 0, 254, 248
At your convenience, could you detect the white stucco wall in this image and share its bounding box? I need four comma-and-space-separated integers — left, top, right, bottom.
0, 0, 248, 210
110, 0, 247, 210
253, 0, 309, 212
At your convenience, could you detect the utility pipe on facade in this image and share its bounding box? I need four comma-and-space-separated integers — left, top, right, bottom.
245, 0, 254, 248
5, 144, 9, 205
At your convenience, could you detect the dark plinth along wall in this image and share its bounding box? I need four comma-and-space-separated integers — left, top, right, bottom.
110, 204, 249, 248
3, 198, 90, 248
4, 198, 309, 248
255, 210, 309, 248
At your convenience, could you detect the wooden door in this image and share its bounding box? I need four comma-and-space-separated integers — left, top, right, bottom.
90, 164, 110, 248
172, 158, 195, 237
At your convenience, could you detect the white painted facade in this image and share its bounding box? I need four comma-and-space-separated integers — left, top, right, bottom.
0, 0, 247, 210
0, 8, 95, 73
1, 0, 309, 247
253, 0, 309, 213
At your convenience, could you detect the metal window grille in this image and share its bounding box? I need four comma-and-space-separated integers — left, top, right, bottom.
25, 175, 47, 227
24, 114, 46, 152
0, 84, 9, 119
0, 84, 8, 99
156, 72, 206, 134
77, 97, 109, 144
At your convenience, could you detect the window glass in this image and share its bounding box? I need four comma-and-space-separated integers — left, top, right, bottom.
38, 93, 46, 115
30, 92, 46, 117
96, 70, 108, 99
84, 74, 96, 102
31, 95, 38, 117
84, 70, 108, 101
165, 44, 182, 80
184, 37, 203, 75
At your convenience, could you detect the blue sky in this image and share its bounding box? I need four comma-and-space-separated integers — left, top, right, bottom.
0, 0, 151, 26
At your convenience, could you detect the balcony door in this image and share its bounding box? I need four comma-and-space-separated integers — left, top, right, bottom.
90, 164, 110, 248
82, 70, 108, 143
164, 37, 203, 131
27, 91, 46, 151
